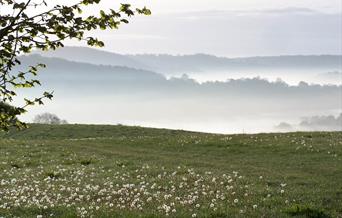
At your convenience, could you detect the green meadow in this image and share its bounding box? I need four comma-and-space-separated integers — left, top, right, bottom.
0, 124, 341, 217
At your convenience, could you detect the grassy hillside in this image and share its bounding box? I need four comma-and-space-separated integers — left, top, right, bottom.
0, 124, 341, 217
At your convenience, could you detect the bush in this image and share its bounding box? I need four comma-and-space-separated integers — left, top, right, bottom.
32, 113, 68, 125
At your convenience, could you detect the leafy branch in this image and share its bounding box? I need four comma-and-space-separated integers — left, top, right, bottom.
0, 0, 151, 131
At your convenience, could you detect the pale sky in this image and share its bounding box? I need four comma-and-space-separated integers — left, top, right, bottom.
91, 0, 341, 14
2, 0, 341, 56
60, 0, 342, 56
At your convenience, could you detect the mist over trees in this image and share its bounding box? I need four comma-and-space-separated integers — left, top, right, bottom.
15, 53, 341, 133
275, 114, 342, 132
299, 114, 342, 131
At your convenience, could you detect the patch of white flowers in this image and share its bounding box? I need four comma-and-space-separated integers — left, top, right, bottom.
0, 161, 286, 217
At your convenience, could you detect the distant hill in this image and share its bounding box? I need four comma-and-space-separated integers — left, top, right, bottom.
34, 47, 149, 70
16, 54, 341, 99
35, 46, 342, 74
17, 54, 165, 91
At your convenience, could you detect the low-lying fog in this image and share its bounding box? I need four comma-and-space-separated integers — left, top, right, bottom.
20, 96, 341, 134
11, 53, 341, 134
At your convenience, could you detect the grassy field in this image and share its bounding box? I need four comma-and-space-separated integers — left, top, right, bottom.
0, 124, 341, 217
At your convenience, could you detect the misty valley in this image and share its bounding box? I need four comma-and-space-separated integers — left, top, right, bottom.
15, 47, 342, 134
